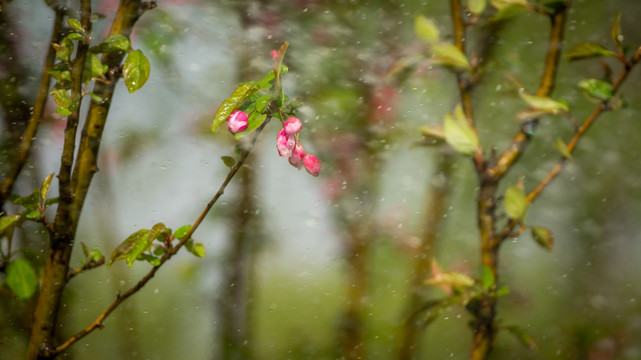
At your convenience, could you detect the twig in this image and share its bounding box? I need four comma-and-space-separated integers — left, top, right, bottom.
51, 121, 269, 356
66, 258, 106, 281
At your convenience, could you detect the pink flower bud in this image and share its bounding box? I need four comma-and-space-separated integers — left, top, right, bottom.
227, 110, 248, 134
303, 153, 321, 177
283, 117, 302, 134
271, 50, 279, 61
288, 143, 305, 169
276, 128, 295, 158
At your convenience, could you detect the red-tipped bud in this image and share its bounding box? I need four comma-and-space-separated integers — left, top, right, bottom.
283, 117, 302, 134
288, 143, 305, 169
271, 50, 279, 61
276, 128, 295, 158
303, 153, 321, 177
227, 110, 248, 134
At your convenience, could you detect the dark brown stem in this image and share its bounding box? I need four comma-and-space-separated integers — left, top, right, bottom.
51, 120, 268, 357
66, 258, 106, 281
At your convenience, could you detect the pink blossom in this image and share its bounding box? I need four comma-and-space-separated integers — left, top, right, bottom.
276, 128, 295, 158
303, 154, 321, 177
271, 50, 279, 61
283, 117, 302, 134
288, 143, 305, 169
227, 110, 248, 133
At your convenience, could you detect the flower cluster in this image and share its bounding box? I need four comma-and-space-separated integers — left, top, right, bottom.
225, 112, 321, 177
276, 117, 321, 177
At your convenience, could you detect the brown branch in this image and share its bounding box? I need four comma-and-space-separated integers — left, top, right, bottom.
492, 3, 569, 180
0, 9, 63, 207
66, 258, 106, 281
51, 120, 268, 357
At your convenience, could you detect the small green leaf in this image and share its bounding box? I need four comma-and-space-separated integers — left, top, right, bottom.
565, 42, 614, 61
125, 231, 152, 267
234, 112, 267, 140
212, 83, 259, 133
40, 173, 55, 202
67, 33, 85, 42
490, 0, 528, 10
554, 139, 572, 160
83, 53, 108, 83
496, 285, 510, 296
504, 325, 538, 350
578, 78, 614, 101
137, 253, 161, 266
0, 214, 21, 234
13, 190, 39, 208
504, 185, 528, 220
54, 37, 74, 62
611, 12, 623, 52
56, 107, 72, 116
81, 242, 90, 258
123, 49, 151, 93
415, 15, 440, 43
480, 265, 495, 290
107, 229, 150, 267
147, 223, 170, 244
221, 156, 236, 168
519, 92, 568, 114
67, 18, 83, 33
152, 246, 165, 256
491, 3, 528, 21
419, 124, 446, 145
431, 42, 471, 71
174, 225, 192, 240
444, 105, 479, 155
255, 71, 276, 90
96, 34, 130, 54
25, 210, 40, 220
51, 89, 71, 108
468, 0, 487, 15
255, 94, 271, 112
531, 226, 554, 251
426, 271, 475, 289
88, 248, 103, 263
6, 258, 38, 301
185, 239, 206, 258
88, 92, 104, 103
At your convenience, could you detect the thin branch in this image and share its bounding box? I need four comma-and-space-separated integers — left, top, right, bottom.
66, 258, 105, 281
0, 9, 64, 207
51, 121, 269, 356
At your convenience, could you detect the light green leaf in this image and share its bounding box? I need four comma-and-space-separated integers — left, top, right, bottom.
468, 0, 487, 14
490, 0, 528, 10
444, 105, 479, 155
519, 92, 568, 114
565, 42, 614, 61
212, 83, 258, 133
66, 33, 85, 42
137, 253, 161, 266
83, 53, 108, 83
147, 223, 170, 244
578, 79, 614, 101
25, 210, 40, 220
88, 248, 103, 263
415, 15, 440, 43
88, 92, 104, 103
98, 34, 130, 54
40, 173, 55, 202
419, 124, 446, 145
554, 139, 572, 160
51, 89, 71, 108
234, 112, 267, 140
56, 107, 72, 116
123, 49, 150, 93
221, 156, 236, 168
107, 229, 150, 267
491, 3, 528, 21
480, 265, 495, 290
504, 185, 528, 220
6, 258, 38, 301
531, 226, 554, 251
431, 42, 471, 71
185, 239, 206, 258
81, 242, 90, 258
67, 18, 83, 33
54, 37, 74, 62
174, 225, 192, 240
426, 271, 475, 289
255, 94, 271, 112
0, 214, 21, 234
125, 232, 152, 267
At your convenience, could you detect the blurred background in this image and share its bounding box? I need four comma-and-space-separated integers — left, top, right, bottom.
1, 0, 641, 359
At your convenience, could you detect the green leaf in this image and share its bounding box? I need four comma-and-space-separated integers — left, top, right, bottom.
578, 78, 614, 101
107, 229, 150, 267
419, 124, 446, 145
40, 173, 55, 202
67, 18, 83, 33
255, 94, 271, 112
174, 225, 192, 240
56, 106, 72, 116
480, 265, 495, 290
51, 89, 71, 108
88, 92, 104, 103
611, 12, 622, 52
221, 156, 236, 168
147, 223, 170, 244
212, 83, 259, 133
490, 0, 528, 10
431, 42, 471, 71
504, 185, 528, 220
426, 271, 475, 289
496, 285, 510, 296
185, 239, 206, 258
531, 226, 554, 251
256, 71, 276, 90
96, 34, 130, 54
137, 253, 161, 266
13, 189, 39, 208
123, 49, 150, 93
554, 139, 572, 160
0, 214, 21, 234
54, 37, 74, 62
565, 42, 614, 61
125, 231, 152, 267
519, 92, 568, 114
88, 248, 103, 263
444, 105, 479, 155
83, 53, 108, 83
81, 242, 90, 257
6, 258, 38, 301
504, 325, 538, 350
491, 3, 528, 21
414, 15, 440, 44
67, 33, 85, 42
468, 0, 487, 15
234, 112, 267, 140
25, 210, 40, 220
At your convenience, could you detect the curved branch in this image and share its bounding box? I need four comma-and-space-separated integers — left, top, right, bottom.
52, 121, 269, 356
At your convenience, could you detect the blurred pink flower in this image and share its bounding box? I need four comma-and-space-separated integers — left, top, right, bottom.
271, 50, 279, 61
303, 154, 321, 177
227, 110, 248, 133
283, 117, 302, 134
276, 128, 295, 157
288, 143, 305, 169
